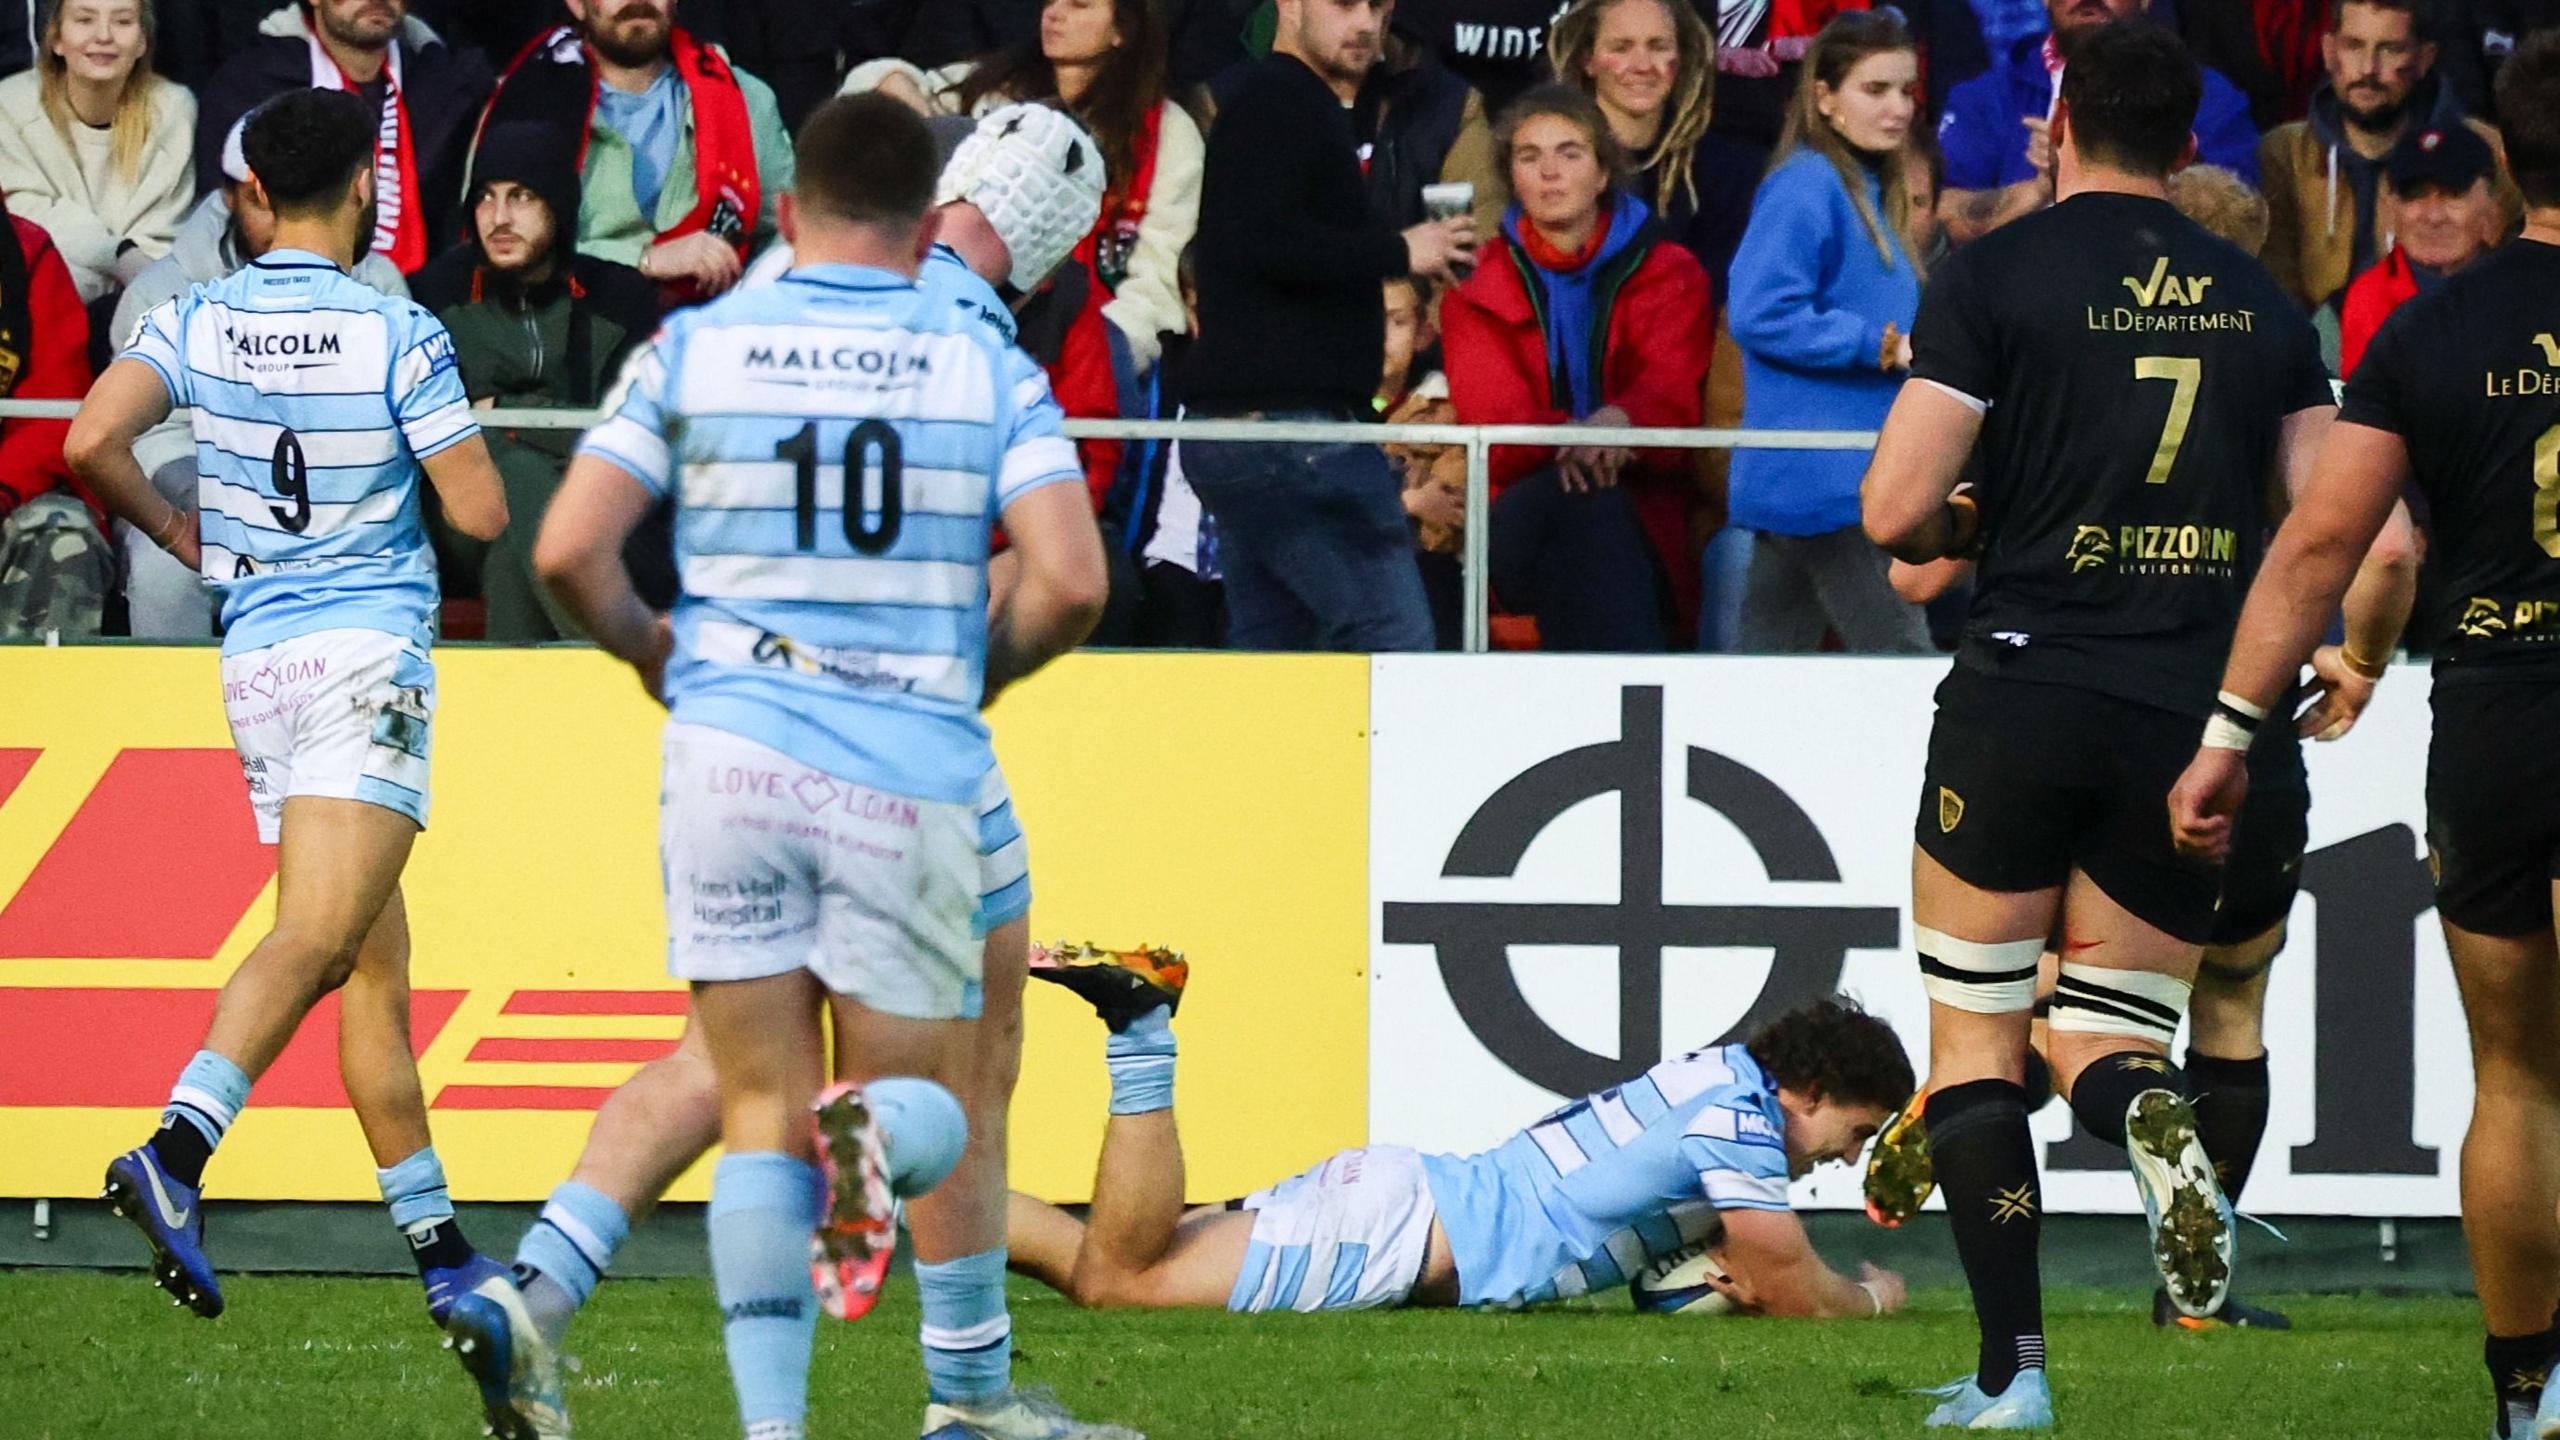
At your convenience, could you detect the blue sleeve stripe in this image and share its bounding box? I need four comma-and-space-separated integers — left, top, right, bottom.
577, 440, 672, 497
409, 424, 476, 462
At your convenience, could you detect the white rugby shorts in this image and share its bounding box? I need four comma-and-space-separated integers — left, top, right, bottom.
660, 722, 982, 1019
221, 628, 433, 844
974, 762, 1030, 935
1229, 1145, 1439, 1313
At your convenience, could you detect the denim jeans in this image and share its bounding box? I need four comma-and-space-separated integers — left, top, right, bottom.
1182, 416, 1434, 652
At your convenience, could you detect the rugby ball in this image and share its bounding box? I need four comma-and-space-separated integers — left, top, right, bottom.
1629, 1240, 1740, 1316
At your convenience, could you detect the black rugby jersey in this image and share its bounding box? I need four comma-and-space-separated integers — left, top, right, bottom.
2339, 239, 2560, 685
1910, 191, 2333, 717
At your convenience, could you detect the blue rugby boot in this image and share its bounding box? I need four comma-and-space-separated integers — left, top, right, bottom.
102, 1146, 222, 1318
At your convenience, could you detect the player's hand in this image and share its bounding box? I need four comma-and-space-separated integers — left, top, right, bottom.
2296, 644, 2380, 742
1856, 1262, 1907, 1316
1701, 1250, 1760, 1312
2167, 746, 2249, 863
635, 613, 675, 707
2022, 115, 2054, 177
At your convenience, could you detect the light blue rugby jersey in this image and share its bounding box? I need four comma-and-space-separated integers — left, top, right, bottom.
1421, 1043, 1794, 1309
122, 250, 476, 655
577, 261, 1081, 805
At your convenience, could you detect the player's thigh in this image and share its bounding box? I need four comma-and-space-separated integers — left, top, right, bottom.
1912, 848, 2057, 1085
1094, 1208, 1261, 1310
2044, 868, 2206, 1086
692, 970, 829, 1150
2204, 742, 2309, 964
2428, 684, 2560, 945
273, 795, 418, 954
2443, 914, 2560, 1085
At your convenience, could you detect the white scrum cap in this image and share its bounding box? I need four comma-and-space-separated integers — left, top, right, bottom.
936, 101, 1105, 293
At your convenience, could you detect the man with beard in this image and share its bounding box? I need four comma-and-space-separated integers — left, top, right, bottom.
478, 0, 795, 301
193, 0, 492, 273
1184, 0, 1471, 653
410, 121, 666, 641
2258, 0, 2521, 311
1936, 0, 2261, 246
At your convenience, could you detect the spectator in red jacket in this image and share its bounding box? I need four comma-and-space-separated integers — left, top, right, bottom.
1444, 83, 1713, 651
2339, 121, 2506, 377
0, 198, 103, 636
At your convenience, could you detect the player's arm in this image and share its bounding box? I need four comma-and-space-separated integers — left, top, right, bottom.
2297, 496, 2418, 741
420, 435, 508, 542
985, 360, 1107, 702
64, 358, 191, 568
985, 481, 1106, 702
1861, 383, 1986, 563
393, 318, 508, 540
1939, 175, 2048, 248
535, 454, 675, 698
2168, 414, 2409, 858
1714, 1208, 1905, 1319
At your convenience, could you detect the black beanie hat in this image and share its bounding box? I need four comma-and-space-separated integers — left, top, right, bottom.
468, 122, 583, 254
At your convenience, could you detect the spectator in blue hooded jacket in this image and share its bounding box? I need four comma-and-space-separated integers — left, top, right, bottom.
1723, 10, 1931, 653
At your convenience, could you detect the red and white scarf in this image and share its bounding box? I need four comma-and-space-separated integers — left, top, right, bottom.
304, 19, 424, 272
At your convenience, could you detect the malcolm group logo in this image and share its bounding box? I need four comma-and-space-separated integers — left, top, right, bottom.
1379, 686, 1898, 1099
2066, 525, 2115, 573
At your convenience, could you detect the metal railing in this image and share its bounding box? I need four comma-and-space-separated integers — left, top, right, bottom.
0, 399, 1880, 653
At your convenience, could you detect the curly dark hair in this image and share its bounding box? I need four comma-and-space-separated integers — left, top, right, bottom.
1744, 996, 1915, 1112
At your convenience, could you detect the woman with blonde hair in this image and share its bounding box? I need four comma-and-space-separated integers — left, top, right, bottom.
1724, 9, 1930, 654
0, 0, 194, 305
1547, 0, 1766, 300
844, 0, 1201, 372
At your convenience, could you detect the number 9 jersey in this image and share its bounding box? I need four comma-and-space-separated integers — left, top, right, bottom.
1909, 193, 2334, 720
576, 260, 1082, 808
121, 250, 477, 657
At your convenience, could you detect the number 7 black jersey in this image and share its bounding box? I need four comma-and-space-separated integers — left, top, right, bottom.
1909, 192, 2334, 718
2338, 238, 2560, 684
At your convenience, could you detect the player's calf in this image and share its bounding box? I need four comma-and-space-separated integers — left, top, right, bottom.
2050, 966, 2233, 1319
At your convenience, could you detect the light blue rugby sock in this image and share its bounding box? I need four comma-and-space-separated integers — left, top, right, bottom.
916, 1248, 1013, 1404
1105, 1005, 1177, 1115
710, 1152, 823, 1438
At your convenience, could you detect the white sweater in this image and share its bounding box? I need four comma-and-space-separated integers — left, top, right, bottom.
842, 58, 1203, 371
0, 71, 196, 304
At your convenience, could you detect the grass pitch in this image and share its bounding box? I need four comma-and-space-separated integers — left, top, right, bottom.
0, 1272, 2484, 1438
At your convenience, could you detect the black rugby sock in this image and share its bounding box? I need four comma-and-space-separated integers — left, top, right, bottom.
407, 1217, 475, 1275
2486, 1327, 2558, 1426
2021, 1049, 2055, 1112
1927, 1079, 2045, 1395
2183, 1049, 2271, 1205
148, 1119, 214, 1190
2067, 1051, 2187, 1150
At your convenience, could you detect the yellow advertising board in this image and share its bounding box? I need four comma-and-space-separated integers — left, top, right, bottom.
0, 648, 1369, 1203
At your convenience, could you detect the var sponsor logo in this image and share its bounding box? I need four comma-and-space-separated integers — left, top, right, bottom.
1369, 658, 2466, 1215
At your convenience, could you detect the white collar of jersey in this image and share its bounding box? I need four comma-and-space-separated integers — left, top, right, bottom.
249, 248, 343, 273
780, 261, 919, 291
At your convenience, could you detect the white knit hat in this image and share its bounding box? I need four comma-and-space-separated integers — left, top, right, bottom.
936, 102, 1106, 293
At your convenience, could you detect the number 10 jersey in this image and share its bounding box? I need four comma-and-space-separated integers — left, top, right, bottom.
578, 260, 1082, 806
1908, 192, 2334, 720
124, 249, 477, 657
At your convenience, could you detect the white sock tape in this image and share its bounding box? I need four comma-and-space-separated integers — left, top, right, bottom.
1914, 927, 2045, 1014
2049, 963, 2191, 1041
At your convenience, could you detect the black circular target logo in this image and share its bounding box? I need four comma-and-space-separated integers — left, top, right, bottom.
1381, 686, 1901, 1097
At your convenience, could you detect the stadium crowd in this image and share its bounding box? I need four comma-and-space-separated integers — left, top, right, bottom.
0, 0, 2548, 649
